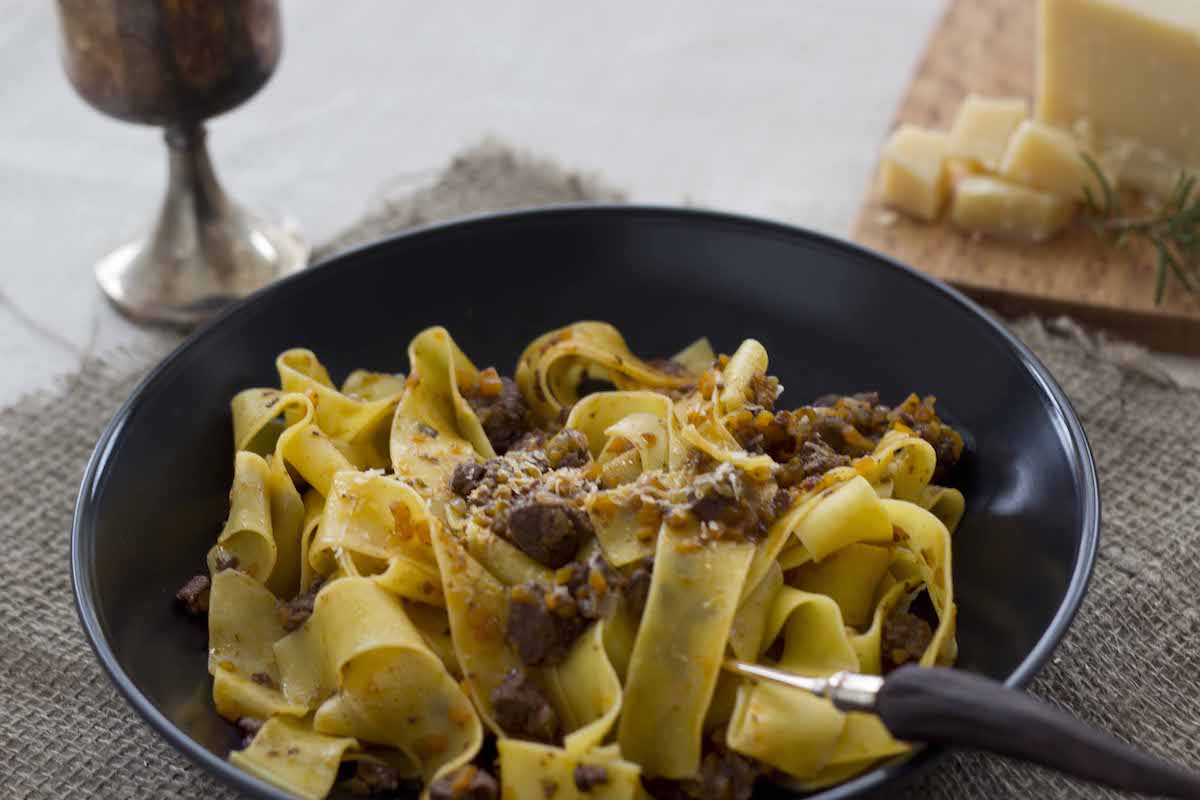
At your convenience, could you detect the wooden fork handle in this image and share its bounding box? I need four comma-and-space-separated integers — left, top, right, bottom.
876, 666, 1200, 799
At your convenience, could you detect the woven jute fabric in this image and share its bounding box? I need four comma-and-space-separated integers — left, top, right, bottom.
3, 143, 1198, 799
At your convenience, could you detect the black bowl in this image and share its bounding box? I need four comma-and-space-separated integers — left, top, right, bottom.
72, 206, 1099, 799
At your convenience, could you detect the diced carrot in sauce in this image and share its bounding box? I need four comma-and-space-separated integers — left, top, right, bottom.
477, 367, 504, 398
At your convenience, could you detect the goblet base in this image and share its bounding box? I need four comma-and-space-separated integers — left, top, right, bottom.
95, 208, 308, 327
96, 124, 308, 327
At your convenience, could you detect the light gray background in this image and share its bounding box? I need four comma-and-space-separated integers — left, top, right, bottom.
38, 0, 1200, 406
0, 2, 946, 403
7, 2, 1195, 398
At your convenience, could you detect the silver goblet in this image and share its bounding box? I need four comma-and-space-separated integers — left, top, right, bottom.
55, 0, 308, 326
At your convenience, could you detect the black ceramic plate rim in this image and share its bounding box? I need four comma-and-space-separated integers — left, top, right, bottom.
71, 204, 1100, 800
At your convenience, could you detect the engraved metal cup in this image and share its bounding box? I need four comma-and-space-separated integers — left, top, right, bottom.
55, 0, 308, 326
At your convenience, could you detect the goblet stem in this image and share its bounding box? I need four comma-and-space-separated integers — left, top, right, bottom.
94, 123, 308, 327
159, 124, 233, 250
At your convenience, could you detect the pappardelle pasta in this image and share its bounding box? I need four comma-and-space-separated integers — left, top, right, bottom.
176, 322, 965, 800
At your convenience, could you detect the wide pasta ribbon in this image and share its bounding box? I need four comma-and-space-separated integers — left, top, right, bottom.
429, 523, 526, 732
674, 338, 777, 480
208, 323, 969, 799
570, 391, 683, 566
516, 322, 693, 424
431, 525, 625, 760
232, 388, 307, 455
544, 621, 624, 755
207, 570, 308, 722
213, 399, 309, 597
232, 717, 358, 800
881, 499, 958, 666
276, 349, 402, 444
308, 470, 443, 606
787, 542, 895, 627
716, 338, 768, 416
916, 483, 966, 534
567, 390, 684, 480
850, 578, 922, 676
234, 349, 404, 476
617, 520, 755, 778
741, 474, 893, 606
390, 327, 493, 496
740, 422, 948, 605
727, 589, 859, 778
289, 578, 483, 788
461, 521, 554, 586
497, 740, 642, 800
726, 500, 955, 785
265, 394, 359, 498
729, 561, 784, 662
727, 587, 907, 783
849, 428, 937, 502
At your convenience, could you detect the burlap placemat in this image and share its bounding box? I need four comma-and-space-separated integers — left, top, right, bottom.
4, 142, 1198, 799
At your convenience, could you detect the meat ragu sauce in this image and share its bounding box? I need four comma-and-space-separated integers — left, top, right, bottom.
178, 346, 963, 800
443, 359, 957, 797
724, 388, 964, 488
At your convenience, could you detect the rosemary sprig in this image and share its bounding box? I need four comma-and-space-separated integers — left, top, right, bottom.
1081, 154, 1200, 305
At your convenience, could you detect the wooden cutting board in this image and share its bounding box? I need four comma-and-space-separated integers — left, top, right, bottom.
852, 0, 1200, 354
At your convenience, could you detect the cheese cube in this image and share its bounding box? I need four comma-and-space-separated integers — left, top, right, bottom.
946, 158, 981, 187
1038, 0, 1200, 196
878, 125, 950, 222
947, 95, 1029, 170
1000, 120, 1111, 199
950, 176, 1077, 242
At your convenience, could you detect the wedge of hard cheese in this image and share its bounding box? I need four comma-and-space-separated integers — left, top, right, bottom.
1038, 0, 1200, 196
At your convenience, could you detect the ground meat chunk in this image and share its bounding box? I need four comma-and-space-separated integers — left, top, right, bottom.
504, 494, 592, 568
429, 765, 499, 800
686, 462, 783, 541
506, 582, 586, 666
810, 393, 964, 480
355, 760, 405, 794
929, 433, 963, 482
887, 394, 964, 481
562, 550, 623, 619
695, 750, 760, 800
623, 558, 653, 619
641, 779, 687, 800
747, 372, 781, 411
724, 406, 799, 457
741, 392, 964, 485
235, 716, 263, 748
509, 430, 549, 453
775, 439, 852, 489
250, 672, 276, 689
465, 375, 532, 454
573, 764, 609, 792
812, 392, 889, 434
490, 669, 560, 743
648, 358, 689, 378
176, 575, 210, 616
544, 428, 591, 470
277, 578, 324, 631
450, 461, 487, 497
882, 609, 933, 672
812, 414, 875, 458
643, 749, 760, 800
214, 552, 239, 572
